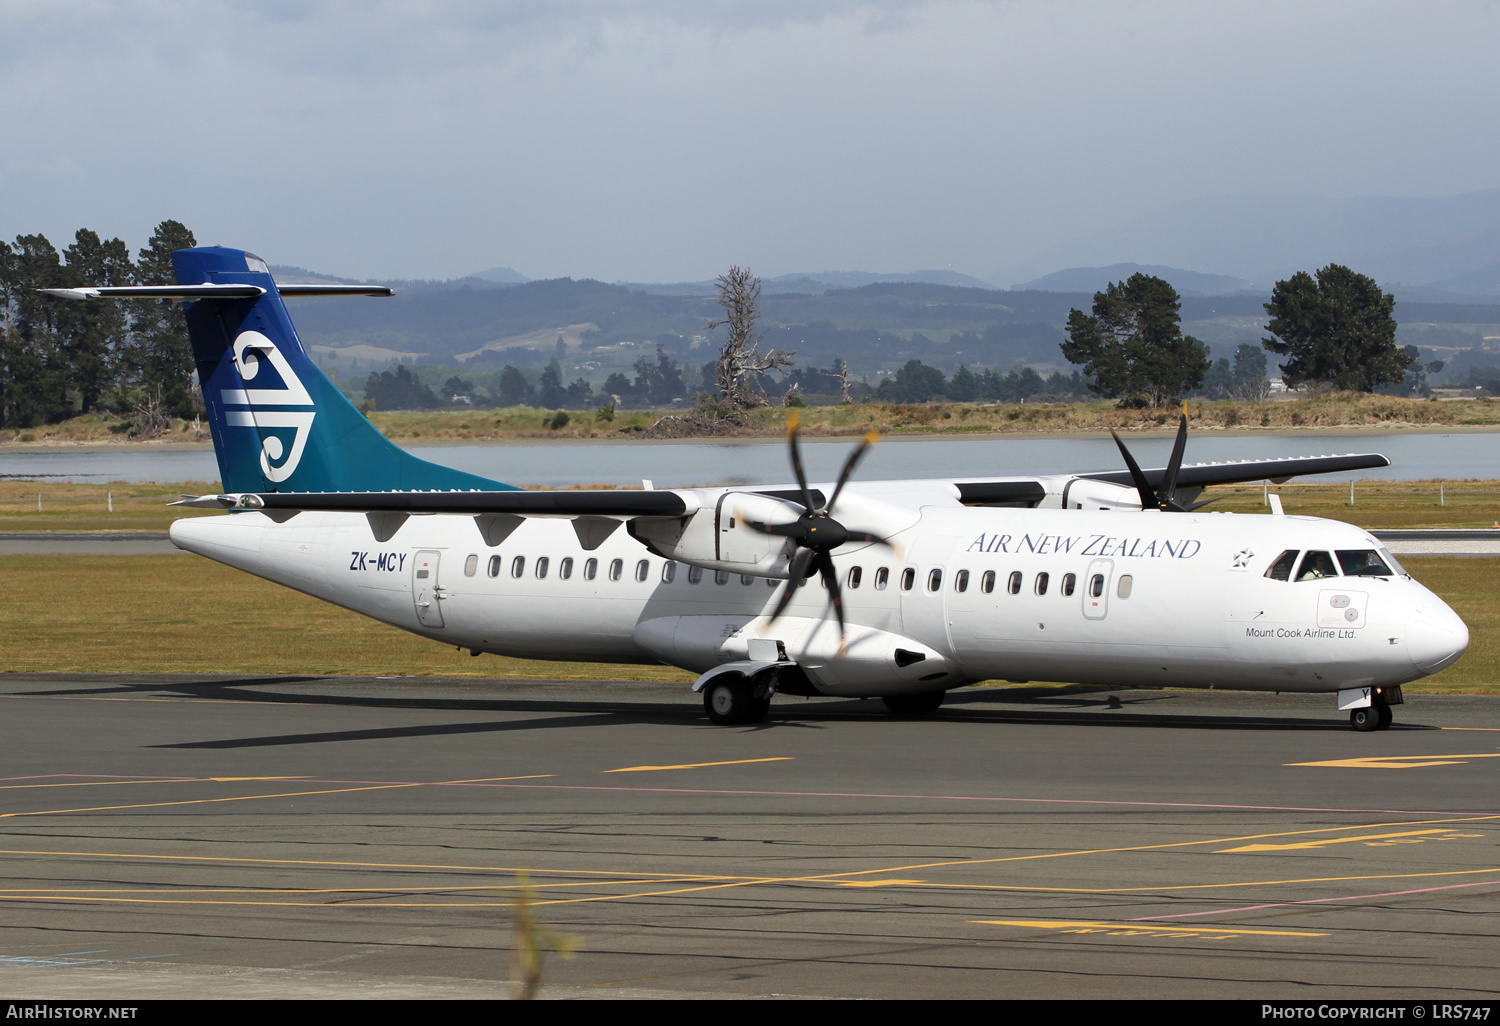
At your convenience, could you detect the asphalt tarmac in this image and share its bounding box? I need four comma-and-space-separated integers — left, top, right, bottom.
0, 674, 1495, 1000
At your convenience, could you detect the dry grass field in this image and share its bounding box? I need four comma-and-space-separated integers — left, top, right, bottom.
0, 553, 1490, 693
4, 392, 1500, 446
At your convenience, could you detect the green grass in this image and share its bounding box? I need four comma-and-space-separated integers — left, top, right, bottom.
0, 553, 693, 681
0, 554, 1491, 693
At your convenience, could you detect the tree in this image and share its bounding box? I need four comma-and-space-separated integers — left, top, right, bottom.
62, 229, 134, 414
538, 358, 567, 408
1060, 273, 1209, 407
632, 345, 684, 406
875, 359, 947, 403
130, 220, 199, 417
1262, 264, 1409, 392
707, 266, 794, 408
364, 364, 439, 410
496, 365, 536, 406
1231, 342, 1270, 401
1378, 346, 1444, 397
3, 234, 75, 426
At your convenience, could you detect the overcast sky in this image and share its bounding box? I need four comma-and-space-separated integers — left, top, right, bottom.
3, 1, 1498, 283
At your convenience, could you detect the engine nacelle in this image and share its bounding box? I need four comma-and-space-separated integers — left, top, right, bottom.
1058, 477, 1147, 511
628, 491, 802, 577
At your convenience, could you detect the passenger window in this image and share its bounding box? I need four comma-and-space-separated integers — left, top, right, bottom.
609, 559, 624, 581
688, 565, 704, 584
464, 554, 478, 577
901, 568, 916, 591
848, 566, 863, 589
662, 561, 676, 583
1090, 573, 1105, 598
1117, 574, 1132, 598
559, 557, 573, 580
875, 567, 890, 590
1061, 572, 1076, 596
535, 556, 549, 579
954, 569, 969, 593
1265, 550, 1299, 582
636, 559, 649, 582
1034, 572, 1049, 596
1337, 549, 1394, 577
584, 557, 598, 581
488, 555, 502, 578
715, 570, 729, 585
767, 576, 778, 587
1008, 571, 1022, 595
1295, 551, 1338, 582
981, 570, 995, 594
511, 555, 525, 579
927, 569, 943, 592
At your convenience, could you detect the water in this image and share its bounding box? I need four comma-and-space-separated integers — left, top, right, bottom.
3, 431, 1498, 487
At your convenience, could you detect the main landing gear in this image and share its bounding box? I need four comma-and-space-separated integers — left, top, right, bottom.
703, 676, 771, 726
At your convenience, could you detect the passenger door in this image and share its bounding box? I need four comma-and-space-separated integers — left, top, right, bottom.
412, 549, 446, 628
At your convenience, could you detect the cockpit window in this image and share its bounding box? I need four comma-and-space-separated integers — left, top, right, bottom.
1377, 545, 1408, 577
1295, 550, 1338, 582
1265, 550, 1298, 581
1337, 550, 1394, 577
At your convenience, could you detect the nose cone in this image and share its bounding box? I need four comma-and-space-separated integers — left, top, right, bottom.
1408, 600, 1469, 675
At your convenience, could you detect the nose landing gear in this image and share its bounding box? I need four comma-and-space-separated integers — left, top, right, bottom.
1348, 686, 1399, 732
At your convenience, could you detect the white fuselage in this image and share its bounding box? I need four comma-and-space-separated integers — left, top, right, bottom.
168, 487, 1469, 699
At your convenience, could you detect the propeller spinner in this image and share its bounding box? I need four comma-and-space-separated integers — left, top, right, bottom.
747, 412, 895, 642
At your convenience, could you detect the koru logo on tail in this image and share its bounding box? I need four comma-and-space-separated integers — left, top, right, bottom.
222, 330, 316, 483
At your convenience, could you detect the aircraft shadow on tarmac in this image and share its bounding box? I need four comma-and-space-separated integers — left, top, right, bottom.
13, 676, 1422, 749
7, 676, 1403, 750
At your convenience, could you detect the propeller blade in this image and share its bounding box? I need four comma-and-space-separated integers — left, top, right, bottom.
825, 428, 880, 513
1158, 411, 1190, 510
843, 529, 903, 562
814, 551, 846, 641
766, 547, 816, 624
746, 519, 803, 538
785, 410, 815, 512
1109, 429, 1158, 511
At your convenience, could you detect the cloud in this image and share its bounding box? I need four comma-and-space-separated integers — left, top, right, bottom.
2, 1, 1498, 281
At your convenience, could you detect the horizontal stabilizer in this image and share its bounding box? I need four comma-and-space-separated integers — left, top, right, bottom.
40, 283, 392, 301
41, 284, 265, 301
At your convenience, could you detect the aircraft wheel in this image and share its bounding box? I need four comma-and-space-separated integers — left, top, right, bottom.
1377, 703, 1394, 730
747, 696, 772, 723
704, 677, 752, 725
1350, 707, 1380, 732
882, 691, 945, 715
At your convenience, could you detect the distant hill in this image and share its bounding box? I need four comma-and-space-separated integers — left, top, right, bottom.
626, 268, 998, 297
1012, 264, 1258, 297
467, 265, 531, 284
268, 264, 351, 285
994, 189, 1500, 292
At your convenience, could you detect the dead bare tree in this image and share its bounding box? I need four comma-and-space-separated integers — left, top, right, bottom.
129, 384, 173, 438
707, 266, 794, 409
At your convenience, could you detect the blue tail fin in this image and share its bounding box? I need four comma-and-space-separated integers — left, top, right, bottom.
174, 247, 516, 494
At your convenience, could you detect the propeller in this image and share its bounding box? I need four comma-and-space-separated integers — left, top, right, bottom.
746, 411, 896, 645
1109, 404, 1211, 512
